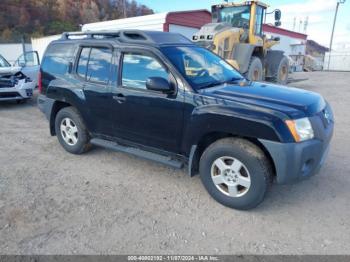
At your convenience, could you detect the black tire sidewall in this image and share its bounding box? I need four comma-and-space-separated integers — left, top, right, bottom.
55, 107, 89, 154
247, 57, 263, 81
276, 57, 289, 84
199, 141, 269, 210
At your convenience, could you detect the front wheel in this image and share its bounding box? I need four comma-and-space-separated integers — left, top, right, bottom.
245, 56, 263, 82
199, 138, 272, 210
273, 56, 289, 85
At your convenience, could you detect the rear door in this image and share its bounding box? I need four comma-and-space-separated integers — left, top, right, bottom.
75, 45, 116, 136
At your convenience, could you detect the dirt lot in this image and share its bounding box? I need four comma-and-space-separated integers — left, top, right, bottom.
0, 71, 349, 255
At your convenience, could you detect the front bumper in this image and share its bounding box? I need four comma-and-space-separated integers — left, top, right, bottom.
0, 80, 35, 101
259, 110, 334, 184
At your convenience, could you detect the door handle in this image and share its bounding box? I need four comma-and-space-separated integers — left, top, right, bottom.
113, 94, 126, 103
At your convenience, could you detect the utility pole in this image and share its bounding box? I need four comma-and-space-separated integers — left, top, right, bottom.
328, 0, 346, 70
304, 16, 309, 34
293, 17, 296, 31
122, 0, 127, 18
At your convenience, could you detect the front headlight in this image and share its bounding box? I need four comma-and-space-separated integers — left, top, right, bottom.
285, 117, 314, 142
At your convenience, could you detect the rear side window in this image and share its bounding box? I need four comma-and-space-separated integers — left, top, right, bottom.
77, 48, 90, 78
76, 47, 113, 84
41, 43, 76, 75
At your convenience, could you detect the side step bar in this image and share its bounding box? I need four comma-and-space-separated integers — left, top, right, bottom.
91, 138, 184, 169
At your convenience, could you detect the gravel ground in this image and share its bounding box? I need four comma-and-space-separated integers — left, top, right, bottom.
0, 71, 349, 255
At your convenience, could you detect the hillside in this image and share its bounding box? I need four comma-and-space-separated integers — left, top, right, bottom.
0, 0, 154, 43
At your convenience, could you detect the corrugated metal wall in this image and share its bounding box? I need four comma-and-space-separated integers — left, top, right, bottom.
82, 13, 167, 32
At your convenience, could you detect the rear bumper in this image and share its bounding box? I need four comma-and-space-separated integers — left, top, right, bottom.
37, 94, 55, 120
259, 112, 334, 184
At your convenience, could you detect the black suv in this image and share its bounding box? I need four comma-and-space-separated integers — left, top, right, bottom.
38, 30, 334, 210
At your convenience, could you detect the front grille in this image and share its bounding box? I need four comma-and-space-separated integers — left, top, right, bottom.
0, 77, 17, 88
319, 106, 333, 128
0, 92, 20, 98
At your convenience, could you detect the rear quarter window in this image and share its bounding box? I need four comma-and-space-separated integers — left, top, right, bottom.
76, 47, 113, 85
41, 43, 76, 76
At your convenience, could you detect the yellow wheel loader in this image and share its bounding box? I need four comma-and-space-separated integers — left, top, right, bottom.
193, 1, 289, 84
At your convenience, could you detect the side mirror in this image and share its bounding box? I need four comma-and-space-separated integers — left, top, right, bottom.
275, 9, 281, 21
273, 36, 280, 41
146, 77, 173, 93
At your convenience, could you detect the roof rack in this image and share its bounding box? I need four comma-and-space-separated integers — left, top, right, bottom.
61, 30, 154, 43
60, 30, 193, 46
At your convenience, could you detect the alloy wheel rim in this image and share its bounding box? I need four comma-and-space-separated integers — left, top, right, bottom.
60, 117, 78, 146
210, 156, 251, 198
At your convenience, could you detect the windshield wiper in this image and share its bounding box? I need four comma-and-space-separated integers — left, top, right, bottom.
224, 77, 246, 84
197, 77, 247, 90
197, 81, 223, 89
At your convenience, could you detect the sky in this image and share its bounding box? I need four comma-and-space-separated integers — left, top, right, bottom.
137, 0, 350, 51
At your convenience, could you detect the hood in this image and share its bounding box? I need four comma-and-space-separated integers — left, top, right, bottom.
0, 66, 22, 76
198, 81, 326, 119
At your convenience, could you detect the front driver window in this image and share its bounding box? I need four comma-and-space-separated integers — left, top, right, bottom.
14, 52, 39, 67
122, 53, 169, 90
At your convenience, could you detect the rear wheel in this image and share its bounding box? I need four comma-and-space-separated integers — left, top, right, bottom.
245, 56, 263, 82
55, 107, 91, 154
199, 138, 272, 210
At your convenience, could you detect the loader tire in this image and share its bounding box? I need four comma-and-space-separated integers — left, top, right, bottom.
272, 56, 289, 85
245, 56, 263, 82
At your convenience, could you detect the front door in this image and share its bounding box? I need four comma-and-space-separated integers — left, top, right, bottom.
14, 51, 40, 85
111, 50, 184, 153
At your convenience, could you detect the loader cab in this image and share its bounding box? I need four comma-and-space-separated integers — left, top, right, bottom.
211, 1, 267, 45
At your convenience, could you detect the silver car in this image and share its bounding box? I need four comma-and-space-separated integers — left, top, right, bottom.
0, 52, 39, 103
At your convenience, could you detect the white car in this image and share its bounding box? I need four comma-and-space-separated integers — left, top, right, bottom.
0, 52, 39, 103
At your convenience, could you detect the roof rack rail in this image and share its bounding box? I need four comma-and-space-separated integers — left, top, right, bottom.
61, 30, 154, 43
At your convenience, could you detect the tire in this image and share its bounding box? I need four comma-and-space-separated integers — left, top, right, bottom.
54, 106, 91, 154
199, 138, 272, 210
245, 56, 263, 82
272, 56, 289, 85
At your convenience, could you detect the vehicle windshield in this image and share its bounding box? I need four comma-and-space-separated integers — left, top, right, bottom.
161, 46, 244, 90
0, 54, 11, 67
218, 6, 251, 29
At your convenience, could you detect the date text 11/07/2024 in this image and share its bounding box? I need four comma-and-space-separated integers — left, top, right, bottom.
127, 255, 219, 261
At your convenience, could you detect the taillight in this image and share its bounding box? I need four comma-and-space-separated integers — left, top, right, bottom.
38, 71, 42, 93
